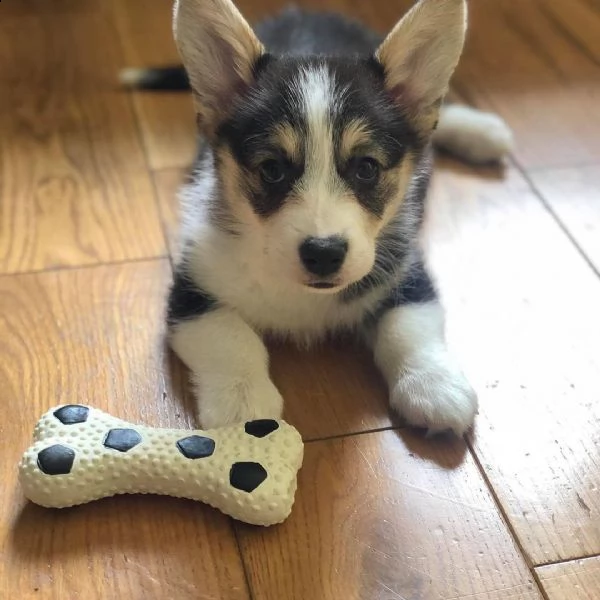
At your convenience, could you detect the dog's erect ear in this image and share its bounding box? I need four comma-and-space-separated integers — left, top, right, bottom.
376, 0, 467, 124
173, 0, 264, 133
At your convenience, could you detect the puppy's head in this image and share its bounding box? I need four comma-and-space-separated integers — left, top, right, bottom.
174, 0, 466, 292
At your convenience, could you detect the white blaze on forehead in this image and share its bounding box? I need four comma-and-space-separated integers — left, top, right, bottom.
298, 66, 334, 134
293, 65, 346, 232
263, 65, 378, 290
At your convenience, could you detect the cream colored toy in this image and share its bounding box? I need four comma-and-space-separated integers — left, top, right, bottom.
19, 405, 304, 526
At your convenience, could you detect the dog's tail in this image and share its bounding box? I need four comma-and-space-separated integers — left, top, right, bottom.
119, 66, 190, 91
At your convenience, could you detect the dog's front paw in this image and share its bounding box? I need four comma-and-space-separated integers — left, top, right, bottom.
192, 373, 284, 430
390, 359, 478, 436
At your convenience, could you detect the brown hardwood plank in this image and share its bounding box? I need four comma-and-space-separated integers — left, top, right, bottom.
112, 0, 197, 170
0, 261, 248, 600
452, 0, 600, 169
271, 337, 392, 440
535, 0, 600, 64
536, 556, 600, 600
423, 159, 600, 565
0, 1, 166, 275
237, 430, 541, 600
152, 168, 185, 258
529, 165, 600, 274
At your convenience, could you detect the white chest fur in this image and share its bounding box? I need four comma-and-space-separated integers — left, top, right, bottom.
184, 223, 380, 341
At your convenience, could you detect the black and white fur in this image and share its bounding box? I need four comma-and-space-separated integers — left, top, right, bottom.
133, 0, 514, 435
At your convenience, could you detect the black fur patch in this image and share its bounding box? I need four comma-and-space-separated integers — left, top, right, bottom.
341, 155, 432, 303
381, 259, 437, 308
255, 8, 382, 55
332, 60, 420, 217
167, 270, 218, 326
341, 218, 411, 302
124, 9, 384, 92
216, 56, 307, 218
365, 257, 439, 325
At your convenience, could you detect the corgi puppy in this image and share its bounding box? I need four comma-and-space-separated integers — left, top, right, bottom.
126, 0, 513, 434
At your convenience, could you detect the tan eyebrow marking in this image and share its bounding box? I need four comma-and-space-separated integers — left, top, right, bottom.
339, 119, 389, 164
339, 119, 372, 159
271, 123, 302, 162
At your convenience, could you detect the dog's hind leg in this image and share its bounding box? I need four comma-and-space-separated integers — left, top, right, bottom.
433, 104, 514, 165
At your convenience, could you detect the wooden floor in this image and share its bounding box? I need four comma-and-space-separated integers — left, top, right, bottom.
1, 0, 599, 598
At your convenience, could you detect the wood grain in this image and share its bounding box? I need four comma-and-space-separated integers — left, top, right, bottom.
532, 0, 600, 63
152, 168, 186, 258
0, 1, 166, 275
237, 430, 541, 600
451, 0, 600, 169
423, 159, 600, 565
112, 0, 197, 170
271, 338, 393, 440
529, 165, 600, 273
536, 556, 600, 600
0, 260, 248, 600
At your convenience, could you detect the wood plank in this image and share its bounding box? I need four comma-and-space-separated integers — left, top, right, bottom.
237, 430, 541, 600
112, 0, 197, 170
0, 1, 166, 275
152, 168, 185, 258
529, 165, 600, 274
271, 338, 392, 440
452, 0, 600, 169
536, 556, 600, 600
422, 159, 600, 565
534, 0, 600, 63
0, 260, 249, 600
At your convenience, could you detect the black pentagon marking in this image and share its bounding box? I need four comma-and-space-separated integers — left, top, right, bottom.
176, 435, 215, 459
244, 419, 279, 438
229, 462, 268, 493
37, 444, 76, 475
53, 405, 90, 425
103, 428, 142, 452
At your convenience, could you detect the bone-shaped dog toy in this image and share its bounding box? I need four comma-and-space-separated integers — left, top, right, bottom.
19, 405, 304, 526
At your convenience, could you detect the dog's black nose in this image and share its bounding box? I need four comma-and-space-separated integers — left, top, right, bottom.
299, 236, 348, 277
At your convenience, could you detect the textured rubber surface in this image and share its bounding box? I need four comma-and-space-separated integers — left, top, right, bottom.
19, 405, 304, 526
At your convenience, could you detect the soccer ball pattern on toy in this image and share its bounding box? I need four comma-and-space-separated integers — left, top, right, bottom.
20, 405, 304, 526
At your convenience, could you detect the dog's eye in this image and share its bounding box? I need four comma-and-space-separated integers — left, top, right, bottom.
259, 159, 286, 184
354, 157, 379, 183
